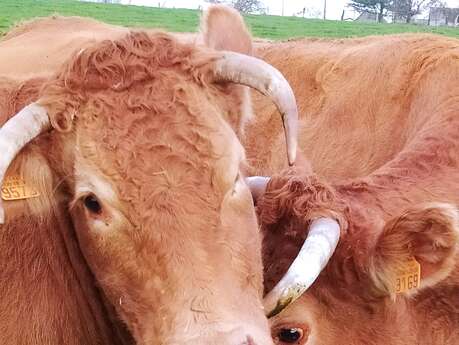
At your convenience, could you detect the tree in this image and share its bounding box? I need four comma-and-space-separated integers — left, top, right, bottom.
205, 0, 265, 14
391, 0, 445, 23
349, 0, 393, 22
231, 0, 265, 13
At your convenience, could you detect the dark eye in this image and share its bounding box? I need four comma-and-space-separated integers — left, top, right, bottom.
84, 194, 102, 214
276, 328, 304, 344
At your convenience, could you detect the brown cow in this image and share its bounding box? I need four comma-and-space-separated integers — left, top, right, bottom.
0, 15, 200, 80
203, 5, 459, 345
0, 14, 299, 345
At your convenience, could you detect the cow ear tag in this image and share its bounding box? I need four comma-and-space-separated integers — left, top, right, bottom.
1, 175, 40, 201
394, 257, 421, 294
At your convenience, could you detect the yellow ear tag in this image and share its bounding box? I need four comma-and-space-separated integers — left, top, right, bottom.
394, 257, 421, 294
1, 175, 40, 201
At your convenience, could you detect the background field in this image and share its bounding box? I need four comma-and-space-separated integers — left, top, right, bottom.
1, 0, 459, 39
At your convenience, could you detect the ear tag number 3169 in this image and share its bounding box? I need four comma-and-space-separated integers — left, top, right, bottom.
395, 257, 421, 294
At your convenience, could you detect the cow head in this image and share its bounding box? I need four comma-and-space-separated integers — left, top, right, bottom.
0, 23, 298, 345
248, 172, 459, 345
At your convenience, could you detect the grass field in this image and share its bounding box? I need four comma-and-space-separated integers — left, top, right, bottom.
1, 0, 458, 39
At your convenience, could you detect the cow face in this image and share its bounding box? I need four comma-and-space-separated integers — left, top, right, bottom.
0, 6, 299, 344
0, 25, 299, 345
35, 33, 276, 345
67, 92, 266, 343
259, 187, 459, 345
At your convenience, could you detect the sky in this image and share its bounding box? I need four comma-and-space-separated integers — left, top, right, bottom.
121, 0, 459, 20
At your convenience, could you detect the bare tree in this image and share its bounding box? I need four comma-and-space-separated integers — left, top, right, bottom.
231, 0, 265, 13
391, 0, 446, 23
205, 0, 265, 14
349, 0, 393, 22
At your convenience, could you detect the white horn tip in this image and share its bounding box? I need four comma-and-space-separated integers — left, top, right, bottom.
263, 217, 341, 318
0, 206, 4, 224
288, 147, 297, 166
245, 176, 270, 201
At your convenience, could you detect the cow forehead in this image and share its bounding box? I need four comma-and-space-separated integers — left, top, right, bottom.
72, 89, 244, 212
42, 30, 246, 196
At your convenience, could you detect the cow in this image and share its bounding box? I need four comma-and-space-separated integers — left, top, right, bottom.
0, 15, 200, 80
201, 5, 459, 345
0, 12, 301, 345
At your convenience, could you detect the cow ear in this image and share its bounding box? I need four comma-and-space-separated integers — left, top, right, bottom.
370, 203, 459, 296
201, 5, 253, 55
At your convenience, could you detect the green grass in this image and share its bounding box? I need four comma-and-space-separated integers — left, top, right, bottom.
1, 0, 458, 39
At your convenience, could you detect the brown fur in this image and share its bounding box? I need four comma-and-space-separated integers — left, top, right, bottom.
0, 16, 273, 345
233, 17, 459, 345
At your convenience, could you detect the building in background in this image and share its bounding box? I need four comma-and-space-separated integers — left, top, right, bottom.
354, 11, 379, 22
429, 7, 459, 25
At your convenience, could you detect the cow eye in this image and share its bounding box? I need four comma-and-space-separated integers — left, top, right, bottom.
275, 327, 304, 344
84, 194, 102, 214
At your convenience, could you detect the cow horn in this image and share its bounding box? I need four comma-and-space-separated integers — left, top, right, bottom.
263, 217, 340, 317
213, 52, 298, 166
0, 103, 51, 224
245, 176, 269, 202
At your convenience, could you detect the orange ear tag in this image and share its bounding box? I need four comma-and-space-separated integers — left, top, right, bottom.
1, 175, 40, 201
394, 257, 421, 294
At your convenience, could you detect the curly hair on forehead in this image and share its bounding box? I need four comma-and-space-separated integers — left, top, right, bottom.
257, 169, 356, 294
59, 31, 218, 92
38, 30, 222, 132
257, 168, 348, 230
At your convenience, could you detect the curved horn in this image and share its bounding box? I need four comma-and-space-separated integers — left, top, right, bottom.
245, 176, 269, 202
263, 218, 340, 317
0, 103, 50, 224
213, 52, 298, 166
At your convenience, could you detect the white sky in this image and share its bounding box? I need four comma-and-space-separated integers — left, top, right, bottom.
121, 0, 459, 19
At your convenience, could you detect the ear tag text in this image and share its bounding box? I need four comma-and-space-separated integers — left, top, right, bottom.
1, 175, 40, 201
394, 257, 421, 294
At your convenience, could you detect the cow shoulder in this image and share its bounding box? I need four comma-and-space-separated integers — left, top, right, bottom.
370, 203, 459, 296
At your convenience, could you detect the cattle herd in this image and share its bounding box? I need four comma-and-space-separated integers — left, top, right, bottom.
0, 4, 458, 345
